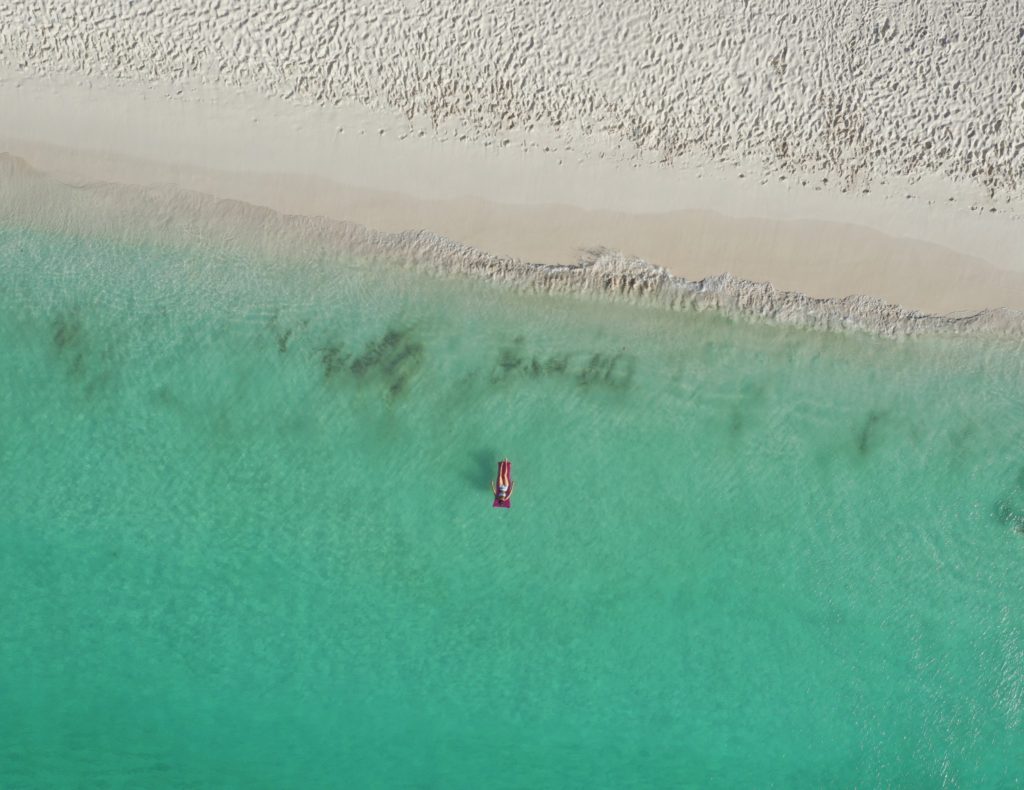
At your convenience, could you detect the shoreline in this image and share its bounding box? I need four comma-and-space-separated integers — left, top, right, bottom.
2, 74, 1024, 318
3, 152, 1023, 340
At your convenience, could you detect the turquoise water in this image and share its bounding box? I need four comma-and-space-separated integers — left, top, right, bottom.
2, 224, 1023, 788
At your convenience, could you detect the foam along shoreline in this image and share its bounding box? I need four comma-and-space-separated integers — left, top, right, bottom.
2, 153, 1022, 340
2, 74, 1024, 317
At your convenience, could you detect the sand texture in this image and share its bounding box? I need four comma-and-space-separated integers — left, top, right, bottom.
5, 0, 1024, 204
2, 1, 1024, 319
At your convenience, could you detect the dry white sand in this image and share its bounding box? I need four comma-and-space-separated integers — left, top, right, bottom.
2, 0, 1024, 316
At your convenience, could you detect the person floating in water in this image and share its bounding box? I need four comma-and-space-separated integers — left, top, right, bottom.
492, 458, 513, 508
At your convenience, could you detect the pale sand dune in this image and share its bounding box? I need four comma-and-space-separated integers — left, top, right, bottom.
2, 1, 1024, 316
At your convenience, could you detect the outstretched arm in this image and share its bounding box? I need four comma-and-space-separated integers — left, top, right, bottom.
491, 481, 497, 495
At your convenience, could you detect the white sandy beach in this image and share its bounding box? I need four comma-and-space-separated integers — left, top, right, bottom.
2, 0, 1024, 316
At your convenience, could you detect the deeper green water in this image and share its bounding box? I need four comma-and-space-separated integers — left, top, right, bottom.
2, 225, 1023, 788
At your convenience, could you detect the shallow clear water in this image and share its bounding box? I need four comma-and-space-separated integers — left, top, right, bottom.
2, 225, 1023, 788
